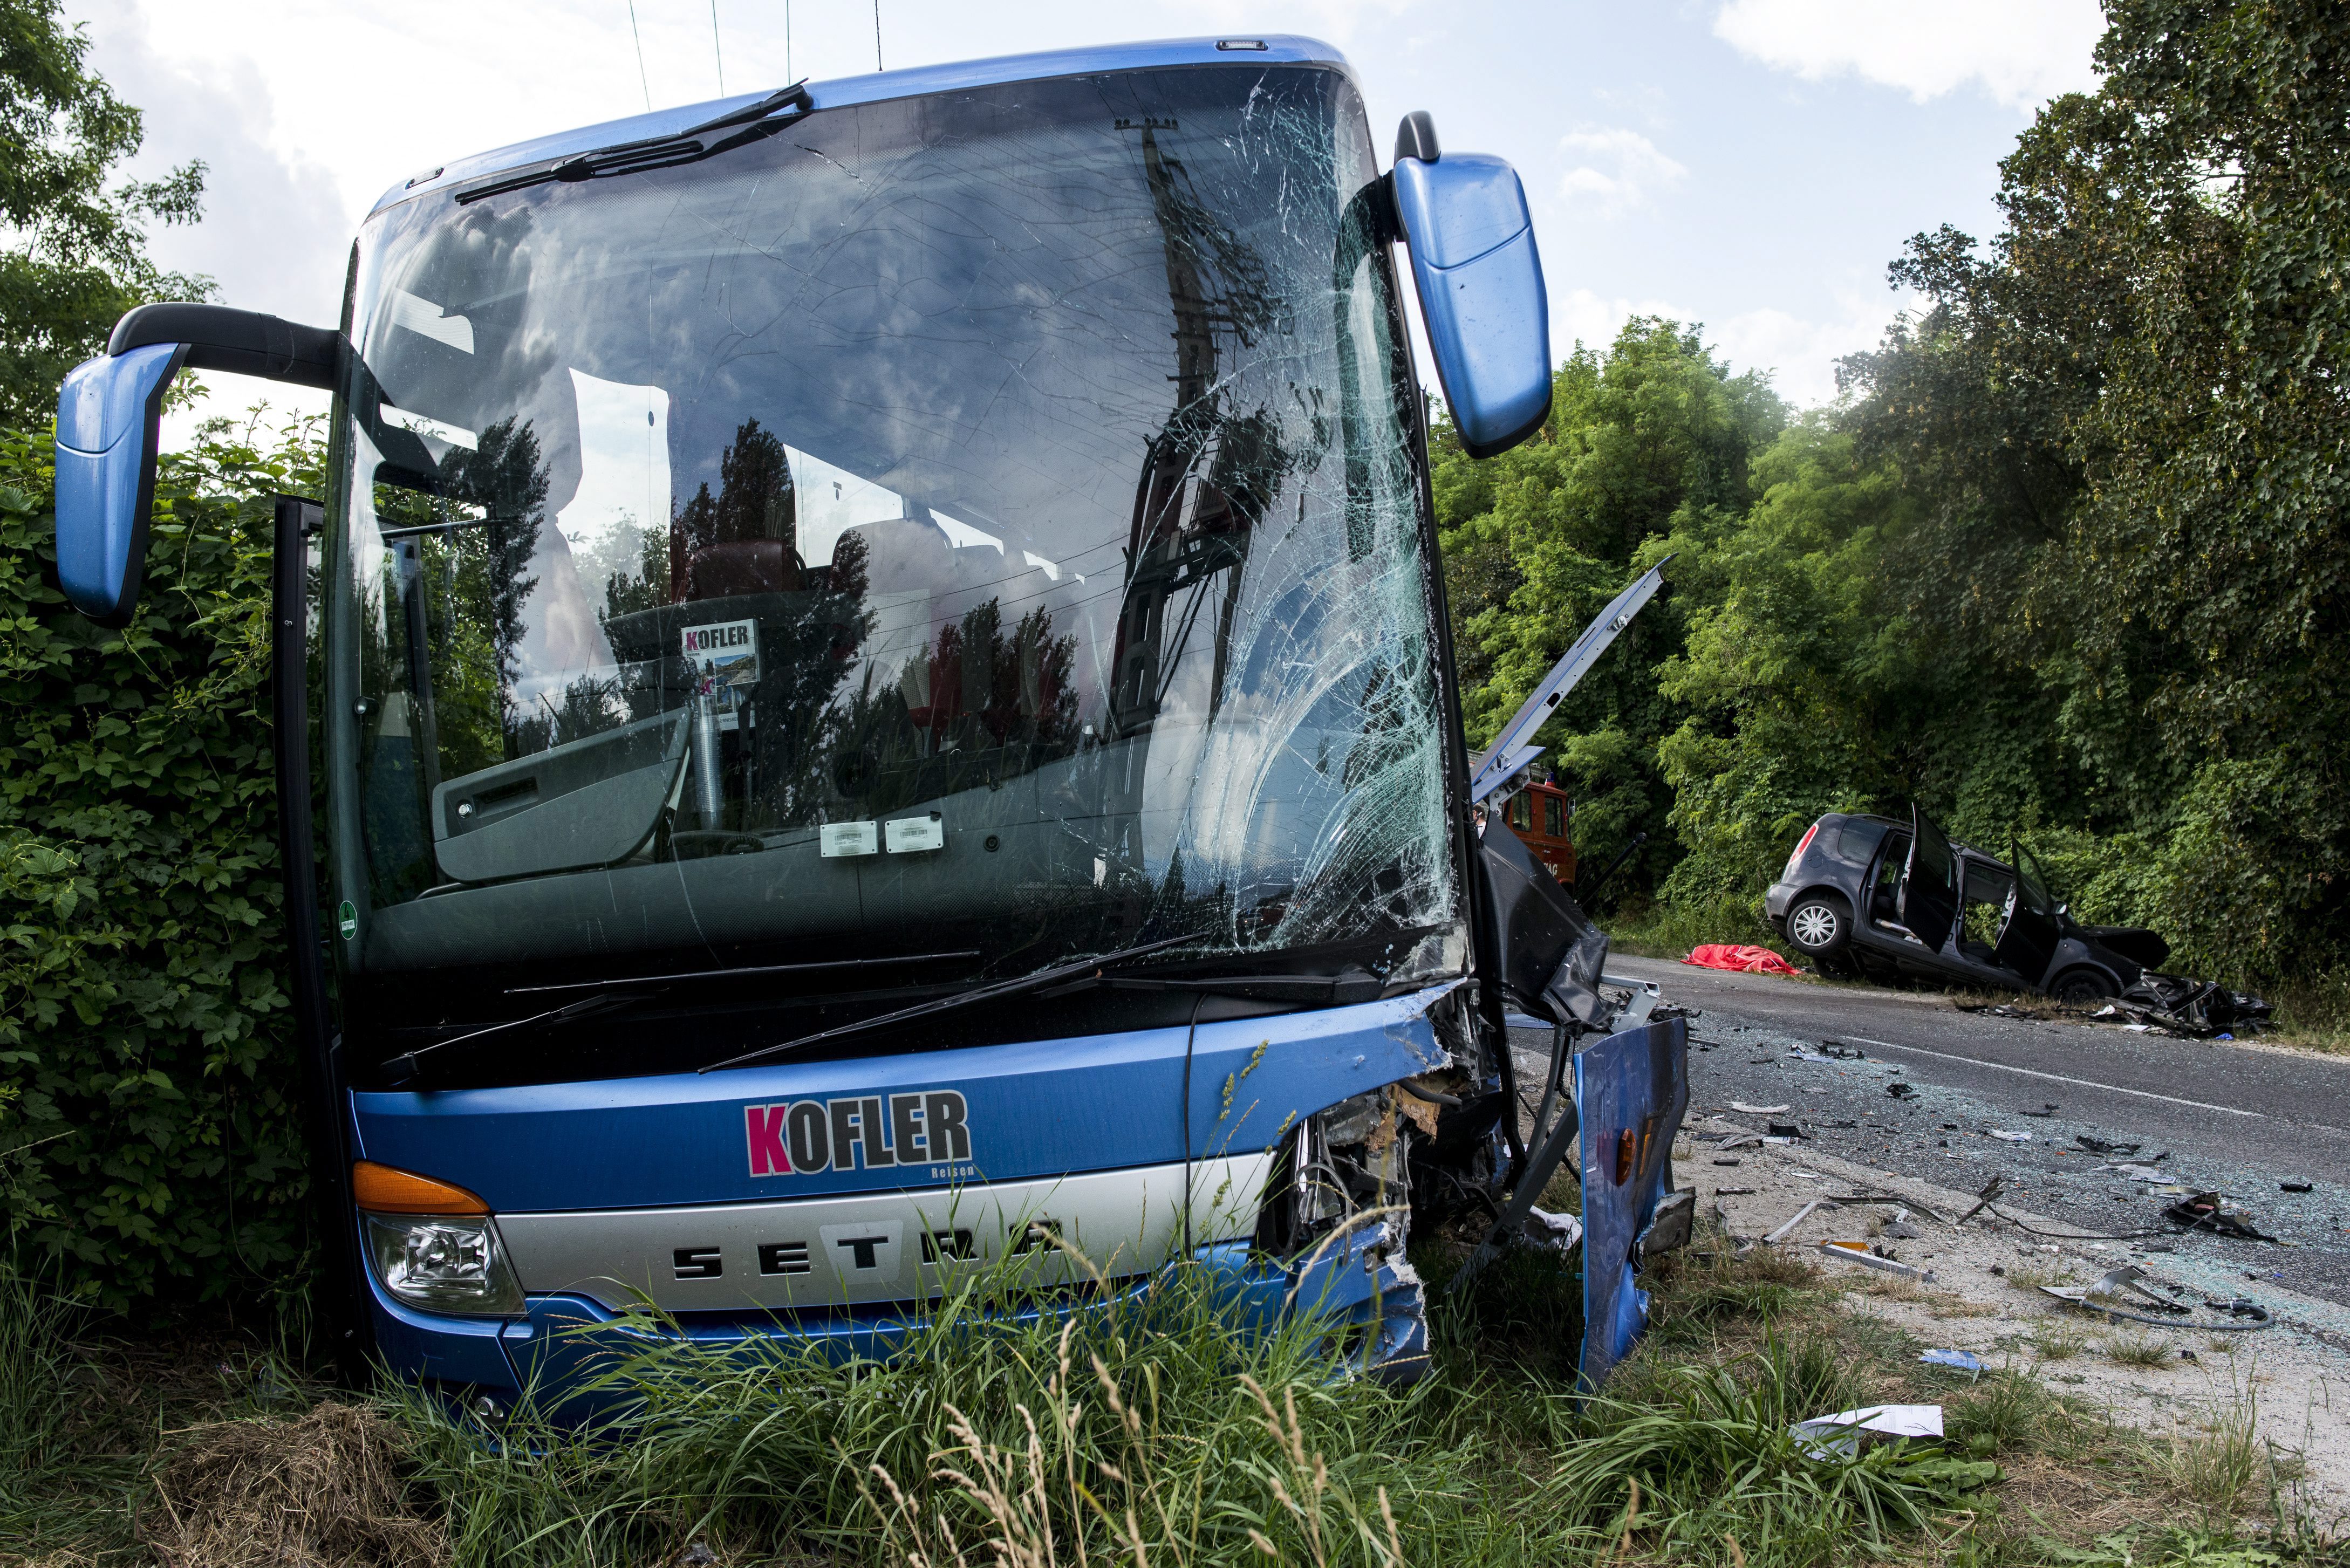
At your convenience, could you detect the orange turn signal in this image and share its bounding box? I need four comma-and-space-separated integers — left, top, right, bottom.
352, 1160, 489, 1215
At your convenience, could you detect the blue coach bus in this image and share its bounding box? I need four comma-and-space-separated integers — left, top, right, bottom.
51, 35, 1686, 1412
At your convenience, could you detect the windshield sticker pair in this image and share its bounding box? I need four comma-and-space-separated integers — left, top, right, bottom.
745, 1091, 972, 1177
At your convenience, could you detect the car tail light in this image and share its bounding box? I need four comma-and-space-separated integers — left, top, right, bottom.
1783, 823, 1820, 880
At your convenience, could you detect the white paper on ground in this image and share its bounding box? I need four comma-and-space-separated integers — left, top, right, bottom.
1792, 1403, 1945, 1459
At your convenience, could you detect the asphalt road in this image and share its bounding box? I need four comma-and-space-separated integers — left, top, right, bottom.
1591, 955, 2350, 1309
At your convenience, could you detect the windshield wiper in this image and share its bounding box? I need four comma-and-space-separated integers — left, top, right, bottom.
509, 949, 982, 999
696, 933, 1202, 1073
382, 987, 663, 1086
457, 81, 814, 205
1037, 967, 1383, 1002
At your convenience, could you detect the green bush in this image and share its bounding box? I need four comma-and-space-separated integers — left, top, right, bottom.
0, 416, 320, 1309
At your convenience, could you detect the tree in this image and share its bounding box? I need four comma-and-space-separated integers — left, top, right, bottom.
1841, 0, 2350, 984
1434, 318, 1784, 908
0, 0, 210, 426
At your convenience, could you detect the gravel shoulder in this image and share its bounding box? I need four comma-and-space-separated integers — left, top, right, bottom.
1668, 1113, 2350, 1515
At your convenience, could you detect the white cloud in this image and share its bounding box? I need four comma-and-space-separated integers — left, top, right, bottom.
78, 0, 350, 324
1186, 0, 1420, 44
1709, 284, 1921, 406
1549, 286, 1685, 360
1555, 127, 1687, 217
1545, 284, 1916, 408
1713, 0, 2103, 110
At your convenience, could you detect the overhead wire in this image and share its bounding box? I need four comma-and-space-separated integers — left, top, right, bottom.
711, 0, 726, 94
627, 2, 652, 113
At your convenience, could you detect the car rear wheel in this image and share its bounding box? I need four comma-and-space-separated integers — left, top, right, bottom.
2050, 968, 2115, 1006
1785, 894, 1852, 958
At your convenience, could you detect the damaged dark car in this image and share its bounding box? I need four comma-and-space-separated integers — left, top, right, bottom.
1764, 807, 2169, 1003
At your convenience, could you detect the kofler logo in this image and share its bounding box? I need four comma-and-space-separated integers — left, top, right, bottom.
744, 1091, 971, 1176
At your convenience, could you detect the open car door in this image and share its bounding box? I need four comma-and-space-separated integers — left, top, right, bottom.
1991, 838, 2064, 987
1898, 806, 1960, 955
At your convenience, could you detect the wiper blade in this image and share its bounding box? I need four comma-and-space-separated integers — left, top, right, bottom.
1037, 966, 1383, 1002
509, 949, 982, 999
457, 81, 813, 204
696, 933, 1202, 1074
382, 987, 662, 1086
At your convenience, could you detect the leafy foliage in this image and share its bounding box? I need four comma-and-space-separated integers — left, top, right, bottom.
0, 0, 213, 426
0, 417, 320, 1307
1438, 320, 1785, 907
1437, 0, 2350, 1001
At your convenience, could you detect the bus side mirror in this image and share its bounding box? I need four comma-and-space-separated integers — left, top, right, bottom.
55, 343, 187, 626
53, 303, 344, 625
1390, 112, 1551, 458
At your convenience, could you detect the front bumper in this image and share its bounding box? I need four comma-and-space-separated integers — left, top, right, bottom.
365, 1220, 1426, 1421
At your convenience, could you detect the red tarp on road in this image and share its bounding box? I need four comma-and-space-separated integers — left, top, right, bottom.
1682, 943, 1804, 977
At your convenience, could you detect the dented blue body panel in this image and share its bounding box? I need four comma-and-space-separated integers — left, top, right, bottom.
351, 987, 1452, 1211
1576, 1018, 1692, 1391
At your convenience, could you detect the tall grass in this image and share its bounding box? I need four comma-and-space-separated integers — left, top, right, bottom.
0, 1242, 2154, 1568
395, 1259, 1490, 1567
1532, 1339, 1994, 1564
379, 1242, 2025, 1568
0, 1261, 80, 1513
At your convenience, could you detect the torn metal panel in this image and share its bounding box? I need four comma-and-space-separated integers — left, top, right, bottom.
1467, 560, 1669, 805
1577, 1016, 1691, 1392
1476, 821, 1610, 1029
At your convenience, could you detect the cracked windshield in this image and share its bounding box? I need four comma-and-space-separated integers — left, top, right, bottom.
329, 64, 1460, 991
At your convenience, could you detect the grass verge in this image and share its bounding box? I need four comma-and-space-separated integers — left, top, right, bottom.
1, 1230, 2340, 1567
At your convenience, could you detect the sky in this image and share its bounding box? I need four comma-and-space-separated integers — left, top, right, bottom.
68, 0, 2104, 435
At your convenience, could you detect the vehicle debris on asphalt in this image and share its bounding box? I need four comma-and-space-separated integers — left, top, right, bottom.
2075, 1134, 2142, 1156
1764, 1199, 1837, 1245
2040, 1264, 2276, 1331
2164, 1191, 2279, 1242
1887, 1081, 1918, 1099
1816, 1239, 1938, 1282
2108, 974, 2273, 1038
1731, 1102, 1790, 1115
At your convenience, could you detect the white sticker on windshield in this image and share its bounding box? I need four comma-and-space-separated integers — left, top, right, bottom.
821, 822, 879, 858
884, 817, 945, 853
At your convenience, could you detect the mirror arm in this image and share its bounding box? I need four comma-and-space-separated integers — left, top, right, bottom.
109, 302, 346, 391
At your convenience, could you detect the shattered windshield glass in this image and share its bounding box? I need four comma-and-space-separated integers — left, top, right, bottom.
323, 64, 1461, 997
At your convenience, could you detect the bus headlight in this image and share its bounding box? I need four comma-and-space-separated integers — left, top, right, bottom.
364, 1212, 525, 1314
353, 1160, 523, 1316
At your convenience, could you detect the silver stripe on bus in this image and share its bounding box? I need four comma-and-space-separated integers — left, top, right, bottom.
495, 1153, 1278, 1313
